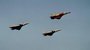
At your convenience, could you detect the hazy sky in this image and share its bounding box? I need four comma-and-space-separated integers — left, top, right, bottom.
0, 0, 90, 50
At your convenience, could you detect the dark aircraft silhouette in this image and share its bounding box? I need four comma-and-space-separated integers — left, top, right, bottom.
43, 30, 61, 36
50, 12, 71, 20
9, 23, 29, 30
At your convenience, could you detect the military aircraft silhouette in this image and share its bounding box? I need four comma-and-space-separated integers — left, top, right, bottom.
43, 30, 61, 36
50, 12, 71, 20
9, 23, 29, 30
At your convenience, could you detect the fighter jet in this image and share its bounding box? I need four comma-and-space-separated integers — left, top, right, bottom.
50, 12, 71, 20
9, 23, 29, 30
43, 30, 61, 36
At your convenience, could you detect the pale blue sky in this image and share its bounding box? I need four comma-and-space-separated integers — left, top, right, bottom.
0, 0, 90, 50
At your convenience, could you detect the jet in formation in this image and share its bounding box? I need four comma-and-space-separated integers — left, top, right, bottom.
43, 30, 61, 36
9, 23, 29, 30
50, 12, 71, 20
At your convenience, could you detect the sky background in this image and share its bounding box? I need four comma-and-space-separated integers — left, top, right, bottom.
0, 0, 90, 50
